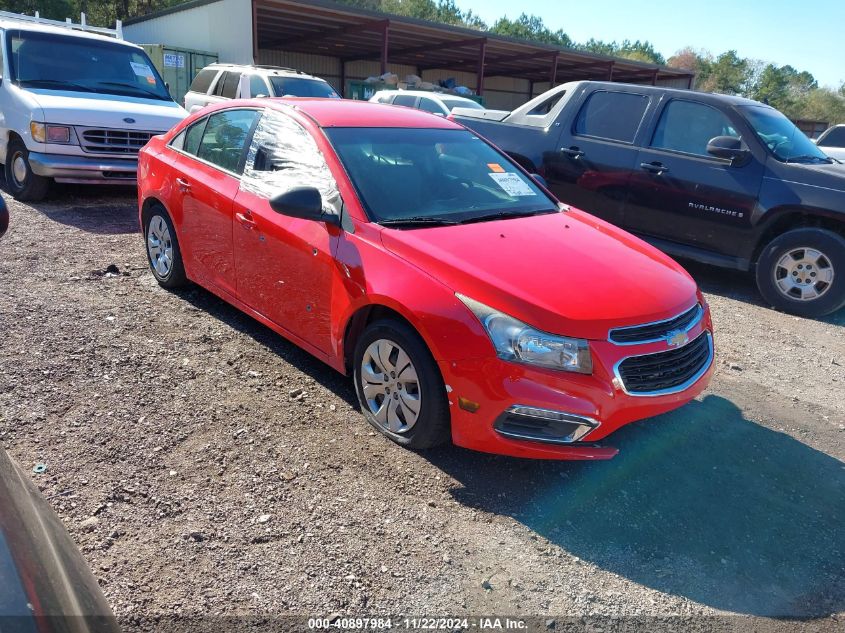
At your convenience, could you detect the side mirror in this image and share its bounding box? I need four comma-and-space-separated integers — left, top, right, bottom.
531, 173, 548, 189
269, 187, 339, 226
707, 136, 750, 163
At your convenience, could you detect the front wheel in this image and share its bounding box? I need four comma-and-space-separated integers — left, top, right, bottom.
353, 319, 450, 449
755, 228, 845, 318
4, 138, 50, 201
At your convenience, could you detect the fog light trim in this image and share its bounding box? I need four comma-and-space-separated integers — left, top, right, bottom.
494, 405, 599, 445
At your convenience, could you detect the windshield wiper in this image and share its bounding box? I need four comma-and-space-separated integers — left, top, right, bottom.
785, 154, 832, 164
95, 81, 165, 99
20, 79, 95, 92
378, 216, 461, 228
458, 208, 556, 224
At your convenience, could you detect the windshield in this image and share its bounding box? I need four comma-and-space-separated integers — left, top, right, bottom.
441, 98, 484, 111
7, 29, 172, 101
270, 77, 339, 98
325, 127, 558, 225
740, 105, 830, 163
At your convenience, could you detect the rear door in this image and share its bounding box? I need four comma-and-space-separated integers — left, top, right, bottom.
545, 88, 652, 226
624, 98, 764, 253
232, 108, 340, 354
170, 108, 259, 296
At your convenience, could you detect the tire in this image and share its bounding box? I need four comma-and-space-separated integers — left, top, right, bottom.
4, 138, 50, 202
353, 319, 450, 450
143, 205, 187, 289
755, 228, 845, 318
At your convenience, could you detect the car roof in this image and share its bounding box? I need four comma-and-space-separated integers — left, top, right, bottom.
266, 98, 461, 129
380, 90, 476, 102
0, 20, 141, 47
206, 63, 322, 80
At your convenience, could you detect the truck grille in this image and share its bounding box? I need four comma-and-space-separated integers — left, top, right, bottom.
608, 303, 702, 344
616, 332, 712, 395
79, 128, 161, 155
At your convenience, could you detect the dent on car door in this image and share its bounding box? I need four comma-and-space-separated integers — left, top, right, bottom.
171, 109, 259, 296
625, 99, 764, 254
547, 90, 651, 226
232, 109, 341, 355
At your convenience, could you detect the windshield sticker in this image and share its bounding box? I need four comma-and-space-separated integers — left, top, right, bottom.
487, 163, 505, 173
488, 172, 537, 197
130, 62, 157, 84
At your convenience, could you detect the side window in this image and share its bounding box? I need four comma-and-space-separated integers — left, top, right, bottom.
528, 91, 565, 116
818, 127, 845, 147
220, 71, 241, 99
170, 129, 186, 151
418, 97, 445, 115
241, 109, 341, 216
183, 119, 206, 155
574, 91, 649, 143
190, 68, 217, 94
249, 74, 269, 98
651, 100, 739, 157
392, 94, 417, 108
195, 109, 258, 173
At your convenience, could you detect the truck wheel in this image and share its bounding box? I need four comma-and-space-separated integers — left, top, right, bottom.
353, 319, 450, 450
4, 138, 50, 202
756, 228, 845, 318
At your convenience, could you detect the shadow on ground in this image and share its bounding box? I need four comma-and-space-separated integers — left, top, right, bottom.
1, 175, 139, 236
174, 285, 359, 408
427, 395, 845, 617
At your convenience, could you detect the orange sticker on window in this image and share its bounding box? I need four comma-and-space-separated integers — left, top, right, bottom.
487, 163, 505, 173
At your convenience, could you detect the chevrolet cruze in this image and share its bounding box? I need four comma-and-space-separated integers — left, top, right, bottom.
137, 99, 714, 460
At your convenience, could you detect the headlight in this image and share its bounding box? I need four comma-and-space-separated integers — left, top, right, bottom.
457, 294, 593, 374
30, 122, 74, 144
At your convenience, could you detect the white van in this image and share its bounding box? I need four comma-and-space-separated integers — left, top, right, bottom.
0, 12, 187, 200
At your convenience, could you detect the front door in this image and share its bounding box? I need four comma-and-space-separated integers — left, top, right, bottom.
624, 98, 764, 255
232, 109, 339, 354
545, 89, 653, 226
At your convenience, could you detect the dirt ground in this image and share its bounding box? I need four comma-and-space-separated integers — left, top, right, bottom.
1, 186, 843, 630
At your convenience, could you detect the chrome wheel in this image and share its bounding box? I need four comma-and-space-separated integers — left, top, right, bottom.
359, 338, 421, 434
773, 247, 835, 301
11, 153, 27, 188
147, 215, 174, 279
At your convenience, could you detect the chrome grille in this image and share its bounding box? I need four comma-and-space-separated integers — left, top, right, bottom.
78, 128, 161, 155
615, 332, 713, 396
608, 303, 702, 345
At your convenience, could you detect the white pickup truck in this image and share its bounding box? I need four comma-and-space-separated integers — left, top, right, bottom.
0, 12, 187, 200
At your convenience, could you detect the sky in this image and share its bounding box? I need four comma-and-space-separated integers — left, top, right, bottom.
455, 0, 845, 89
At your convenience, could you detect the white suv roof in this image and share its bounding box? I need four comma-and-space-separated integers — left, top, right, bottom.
204, 64, 321, 80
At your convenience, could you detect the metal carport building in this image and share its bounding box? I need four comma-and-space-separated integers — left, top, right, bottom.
124, 0, 694, 110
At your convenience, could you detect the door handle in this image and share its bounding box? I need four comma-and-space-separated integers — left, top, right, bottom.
236, 211, 257, 230
640, 161, 669, 174
561, 147, 585, 159
175, 177, 191, 191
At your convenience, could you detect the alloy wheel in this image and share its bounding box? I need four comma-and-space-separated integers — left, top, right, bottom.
147, 215, 174, 279
359, 338, 421, 434
773, 247, 835, 301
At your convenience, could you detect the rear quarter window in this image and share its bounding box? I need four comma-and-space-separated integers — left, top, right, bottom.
574, 91, 650, 143
190, 68, 217, 94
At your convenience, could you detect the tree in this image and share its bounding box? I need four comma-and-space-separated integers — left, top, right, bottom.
489, 13, 572, 48
697, 50, 747, 95
580, 39, 664, 64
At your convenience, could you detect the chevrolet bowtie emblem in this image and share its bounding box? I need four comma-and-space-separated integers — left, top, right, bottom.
667, 330, 689, 348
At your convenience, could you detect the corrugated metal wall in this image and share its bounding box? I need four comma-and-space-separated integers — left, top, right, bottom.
124, 0, 253, 65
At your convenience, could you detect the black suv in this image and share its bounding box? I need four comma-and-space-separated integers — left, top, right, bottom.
454, 82, 845, 317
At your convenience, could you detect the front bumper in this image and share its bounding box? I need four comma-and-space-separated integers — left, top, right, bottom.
438, 310, 714, 460
28, 152, 138, 184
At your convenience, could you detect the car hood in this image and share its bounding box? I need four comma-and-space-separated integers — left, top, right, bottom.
27, 89, 188, 131
380, 210, 699, 340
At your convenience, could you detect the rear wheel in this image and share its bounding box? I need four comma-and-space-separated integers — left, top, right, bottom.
143, 206, 187, 289
353, 319, 450, 449
4, 138, 50, 201
755, 228, 845, 317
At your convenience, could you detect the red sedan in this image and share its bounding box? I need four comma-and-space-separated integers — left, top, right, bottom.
137, 99, 714, 460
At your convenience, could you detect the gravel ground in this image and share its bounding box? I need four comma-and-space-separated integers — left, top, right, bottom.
0, 187, 843, 631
